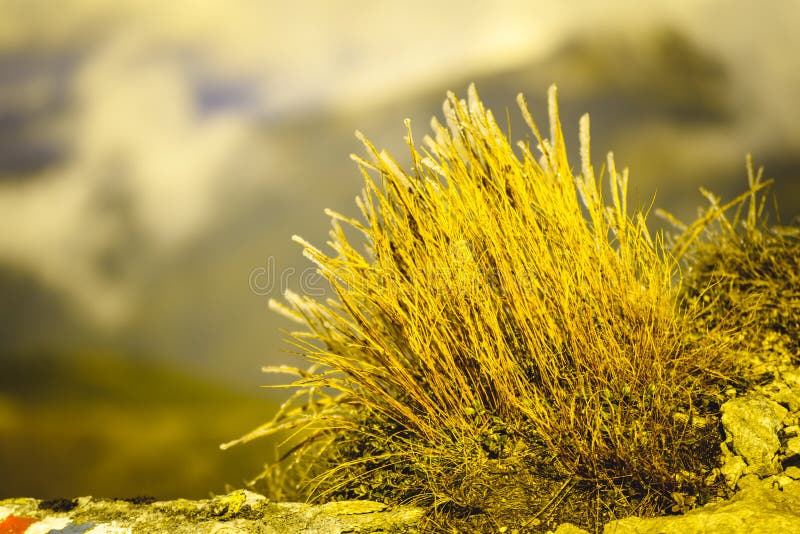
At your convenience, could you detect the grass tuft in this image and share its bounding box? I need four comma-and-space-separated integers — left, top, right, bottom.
661, 156, 800, 378
227, 85, 776, 531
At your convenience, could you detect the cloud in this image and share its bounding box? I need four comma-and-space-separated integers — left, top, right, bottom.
0, 25, 251, 325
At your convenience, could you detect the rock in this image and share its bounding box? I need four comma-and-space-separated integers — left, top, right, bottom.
0, 490, 424, 534
785, 466, 800, 479
719, 454, 747, 489
783, 425, 800, 437
782, 370, 800, 390
721, 395, 786, 467
736, 474, 761, 491
744, 461, 781, 477
604, 478, 800, 533
4, 481, 800, 534
769, 383, 800, 412
552, 523, 591, 534
786, 436, 800, 457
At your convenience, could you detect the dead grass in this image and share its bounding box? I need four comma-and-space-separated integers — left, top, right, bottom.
225, 85, 758, 531
660, 157, 800, 377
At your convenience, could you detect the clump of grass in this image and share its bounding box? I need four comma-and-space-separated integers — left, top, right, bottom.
225, 85, 743, 531
661, 159, 800, 377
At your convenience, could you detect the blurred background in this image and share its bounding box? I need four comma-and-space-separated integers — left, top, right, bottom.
1, 0, 798, 500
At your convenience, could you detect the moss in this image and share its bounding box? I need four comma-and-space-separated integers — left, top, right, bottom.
230, 85, 796, 532
38, 498, 78, 512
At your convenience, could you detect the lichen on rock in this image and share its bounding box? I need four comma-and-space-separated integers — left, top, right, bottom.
721, 395, 786, 469
0, 490, 424, 534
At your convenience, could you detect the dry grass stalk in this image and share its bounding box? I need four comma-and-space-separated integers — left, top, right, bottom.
224, 85, 772, 530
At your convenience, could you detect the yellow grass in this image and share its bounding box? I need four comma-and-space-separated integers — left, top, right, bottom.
228, 85, 754, 530
661, 157, 800, 375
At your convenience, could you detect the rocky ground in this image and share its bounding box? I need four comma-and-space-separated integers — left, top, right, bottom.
3, 475, 800, 533
0, 490, 425, 533
5, 357, 800, 533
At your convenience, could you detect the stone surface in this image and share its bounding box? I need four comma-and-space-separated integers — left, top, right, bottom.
783, 424, 800, 437
721, 395, 787, 467
6, 482, 800, 534
786, 436, 800, 457
719, 453, 747, 489
4, 477, 800, 533
552, 523, 590, 534
0, 490, 424, 534
769, 383, 800, 412
785, 466, 800, 479
604, 477, 800, 533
